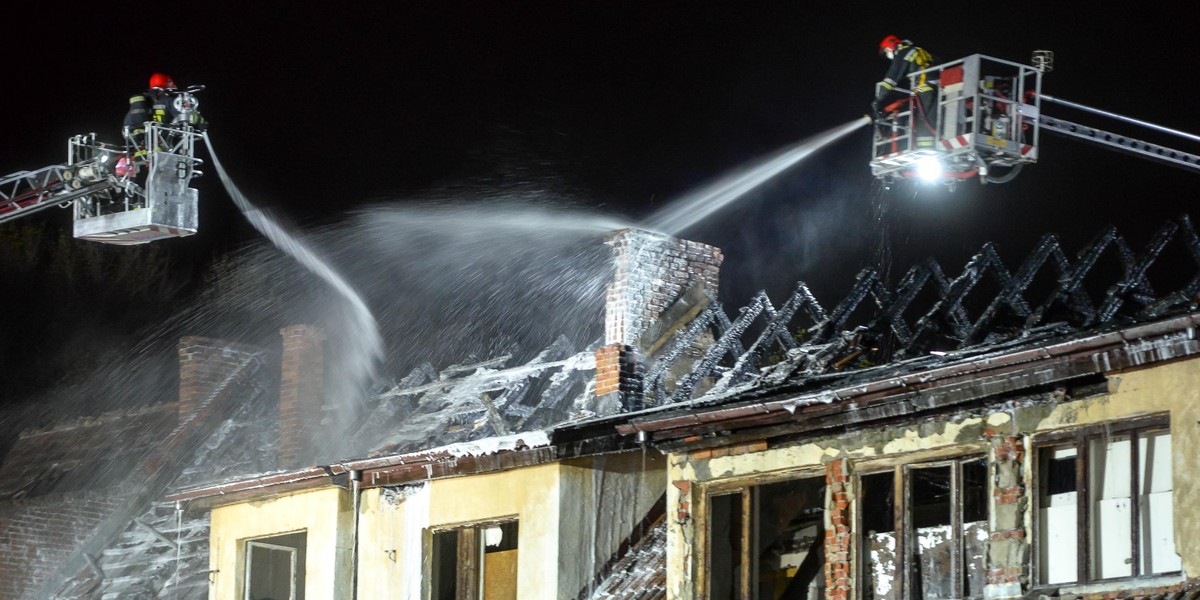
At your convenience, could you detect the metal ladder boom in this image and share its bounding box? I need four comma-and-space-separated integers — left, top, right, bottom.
0, 164, 117, 225
1037, 115, 1200, 174
1037, 95, 1200, 174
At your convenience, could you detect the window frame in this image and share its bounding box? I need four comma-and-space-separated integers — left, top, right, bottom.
425, 517, 519, 600
698, 468, 827, 600
855, 454, 989, 600
242, 530, 306, 600
1031, 413, 1175, 589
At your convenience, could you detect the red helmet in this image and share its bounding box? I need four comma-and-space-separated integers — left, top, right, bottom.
879, 35, 904, 57
148, 73, 176, 90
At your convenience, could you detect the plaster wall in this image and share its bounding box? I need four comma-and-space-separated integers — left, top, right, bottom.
559, 449, 667, 599
354, 452, 666, 600
356, 484, 428, 600
356, 463, 560, 600
209, 486, 353, 600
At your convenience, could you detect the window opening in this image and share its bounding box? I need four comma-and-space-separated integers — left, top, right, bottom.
859, 457, 986, 600
1037, 445, 1078, 584
960, 459, 989, 596
1138, 430, 1175, 575
431, 520, 519, 600
910, 466, 953, 599
757, 478, 826, 599
1036, 421, 1177, 586
1089, 434, 1133, 579
860, 471, 896, 600
710, 492, 746, 599
244, 531, 306, 600
707, 475, 826, 599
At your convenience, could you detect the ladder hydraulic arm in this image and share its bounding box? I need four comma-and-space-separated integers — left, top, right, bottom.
1036, 94, 1200, 174
0, 157, 118, 225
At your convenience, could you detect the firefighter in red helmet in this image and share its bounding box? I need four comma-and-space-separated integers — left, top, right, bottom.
120, 73, 206, 197
871, 36, 937, 144
148, 72, 174, 91
124, 72, 207, 141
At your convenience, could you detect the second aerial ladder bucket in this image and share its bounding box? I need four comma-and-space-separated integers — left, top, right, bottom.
870, 54, 1045, 185
870, 51, 1200, 187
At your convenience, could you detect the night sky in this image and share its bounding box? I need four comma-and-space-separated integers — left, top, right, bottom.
2, 3, 1198, 405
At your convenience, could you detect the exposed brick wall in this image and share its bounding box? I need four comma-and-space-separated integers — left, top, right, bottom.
178, 336, 264, 423
684, 440, 766, 461
594, 344, 621, 398
824, 458, 852, 600
0, 491, 124, 600
602, 229, 722, 347
279, 324, 326, 470
985, 431, 1028, 599
593, 344, 646, 409
596, 229, 723, 410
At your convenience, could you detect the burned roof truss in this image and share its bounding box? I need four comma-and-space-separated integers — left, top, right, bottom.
644, 215, 1200, 406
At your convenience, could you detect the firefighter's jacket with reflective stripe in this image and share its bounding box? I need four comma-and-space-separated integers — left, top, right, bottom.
875, 44, 934, 103
123, 89, 206, 135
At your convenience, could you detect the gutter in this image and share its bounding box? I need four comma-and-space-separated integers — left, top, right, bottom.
169, 432, 563, 503
166, 466, 332, 504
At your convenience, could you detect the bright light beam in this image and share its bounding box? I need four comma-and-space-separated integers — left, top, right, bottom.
915, 155, 943, 183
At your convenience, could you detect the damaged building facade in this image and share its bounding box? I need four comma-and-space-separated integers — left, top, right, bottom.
4, 220, 1200, 599
638, 315, 1196, 600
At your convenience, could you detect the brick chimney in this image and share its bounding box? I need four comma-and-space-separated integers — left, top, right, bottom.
178, 337, 263, 424
278, 324, 327, 470
594, 229, 723, 410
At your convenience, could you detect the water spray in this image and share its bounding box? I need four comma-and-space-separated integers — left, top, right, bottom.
201, 133, 384, 406
642, 117, 871, 235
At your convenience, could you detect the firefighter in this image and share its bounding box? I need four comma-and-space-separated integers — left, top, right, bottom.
871, 36, 937, 145
122, 73, 207, 153
119, 73, 207, 204
124, 73, 170, 151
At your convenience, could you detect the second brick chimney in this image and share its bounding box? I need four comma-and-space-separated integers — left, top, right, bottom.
279, 324, 327, 470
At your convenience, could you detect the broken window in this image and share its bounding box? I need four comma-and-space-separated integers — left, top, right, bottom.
706, 475, 826, 599
859, 470, 896, 600
858, 457, 987, 600
430, 520, 518, 600
1036, 418, 1177, 586
244, 531, 306, 600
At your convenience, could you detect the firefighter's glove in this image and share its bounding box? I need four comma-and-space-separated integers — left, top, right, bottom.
869, 101, 882, 122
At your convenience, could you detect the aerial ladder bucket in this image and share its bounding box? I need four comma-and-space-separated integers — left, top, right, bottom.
869, 51, 1200, 188
869, 54, 1044, 187
71, 122, 202, 245
0, 87, 205, 245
